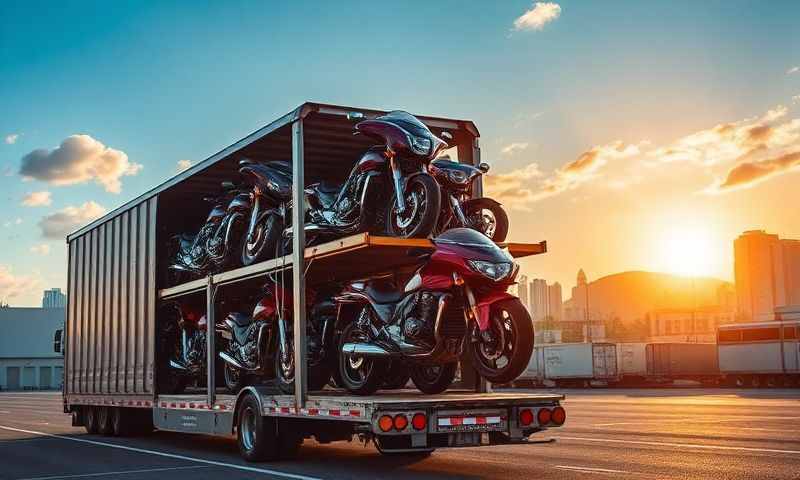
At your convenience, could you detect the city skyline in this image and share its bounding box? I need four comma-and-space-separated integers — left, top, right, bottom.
2, 1, 799, 306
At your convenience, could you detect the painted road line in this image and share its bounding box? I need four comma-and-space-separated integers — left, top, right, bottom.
0, 425, 323, 480
554, 435, 800, 455
593, 416, 800, 427
17, 465, 208, 480
554, 465, 632, 475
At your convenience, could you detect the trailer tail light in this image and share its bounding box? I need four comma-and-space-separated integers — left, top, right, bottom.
378, 415, 394, 432
537, 408, 552, 426
519, 408, 534, 427
393, 414, 408, 431
412, 413, 427, 430
551, 406, 566, 425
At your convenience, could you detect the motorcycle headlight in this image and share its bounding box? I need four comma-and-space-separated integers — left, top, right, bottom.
467, 260, 513, 281
410, 136, 432, 156
447, 169, 469, 184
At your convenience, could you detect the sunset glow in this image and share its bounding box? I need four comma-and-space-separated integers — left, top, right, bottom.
655, 225, 717, 277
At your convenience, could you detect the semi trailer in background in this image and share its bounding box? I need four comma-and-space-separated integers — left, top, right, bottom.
717, 320, 800, 387
60, 103, 565, 461
517, 343, 618, 387
645, 343, 719, 384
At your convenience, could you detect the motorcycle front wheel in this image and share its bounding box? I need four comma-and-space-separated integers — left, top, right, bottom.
409, 362, 457, 394
464, 200, 509, 243
468, 299, 534, 385
385, 174, 441, 238
241, 213, 281, 266
337, 322, 387, 395
224, 361, 248, 394
274, 339, 333, 395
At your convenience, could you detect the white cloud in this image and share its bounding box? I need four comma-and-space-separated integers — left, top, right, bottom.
176, 159, 193, 172
5, 133, 19, 144
501, 142, 530, 155
38, 201, 106, 239
513, 2, 561, 31
0, 265, 40, 302
30, 244, 51, 255
793, 95, 800, 104
483, 163, 545, 211
19, 134, 142, 193
3, 218, 23, 228
21, 191, 52, 207
788, 66, 800, 75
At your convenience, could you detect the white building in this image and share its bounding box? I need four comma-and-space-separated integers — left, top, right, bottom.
0, 307, 64, 390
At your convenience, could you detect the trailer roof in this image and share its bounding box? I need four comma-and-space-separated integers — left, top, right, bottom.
67, 102, 480, 242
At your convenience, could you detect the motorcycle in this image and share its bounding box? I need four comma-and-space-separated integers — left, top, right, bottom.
157, 302, 209, 394
429, 155, 509, 242
297, 111, 448, 245
334, 227, 534, 395
216, 282, 337, 394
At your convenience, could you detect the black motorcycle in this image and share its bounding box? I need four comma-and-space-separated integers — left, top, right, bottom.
429, 156, 509, 242
168, 182, 250, 282
157, 302, 210, 394
216, 282, 337, 394
297, 111, 448, 244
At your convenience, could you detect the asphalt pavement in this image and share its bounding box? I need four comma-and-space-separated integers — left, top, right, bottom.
1, 388, 799, 479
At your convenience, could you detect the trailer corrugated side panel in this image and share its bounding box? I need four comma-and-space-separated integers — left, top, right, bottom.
65, 197, 157, 399
646, 343, 719, 376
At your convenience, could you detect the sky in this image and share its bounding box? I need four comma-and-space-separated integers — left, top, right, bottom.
1, 0, 799, 306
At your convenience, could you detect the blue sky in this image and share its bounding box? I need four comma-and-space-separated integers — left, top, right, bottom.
2, 1, 799, 306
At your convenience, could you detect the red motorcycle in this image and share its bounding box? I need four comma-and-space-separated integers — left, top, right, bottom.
334, 227, 534, 395
157, 301, 210, 394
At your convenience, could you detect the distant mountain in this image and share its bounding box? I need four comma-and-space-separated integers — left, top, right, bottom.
565, 270, 733, 323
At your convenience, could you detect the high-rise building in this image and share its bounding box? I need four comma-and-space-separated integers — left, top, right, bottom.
529, 279, 548, 320
548, 282, 563, 321
517, 275, 529, 312
734, 230, 799, 321
42, 288, 66, 309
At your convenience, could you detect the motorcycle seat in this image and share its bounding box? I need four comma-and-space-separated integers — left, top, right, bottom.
365, 281, 403, 304
226, 312, 252, 327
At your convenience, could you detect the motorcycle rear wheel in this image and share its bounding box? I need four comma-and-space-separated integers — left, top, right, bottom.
274, 342, 333, 395
337, 323, 387, 395
224, 362, 248, 394
464, 200, 509, 243
383, 361, 411, 389
468, 299, 534, 385
409, 362, 457, 394
385, 174, 441, 238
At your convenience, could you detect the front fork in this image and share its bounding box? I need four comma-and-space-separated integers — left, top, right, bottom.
245, 193, 261, 242
450, 194, 468, 226
390, 156, 406, 214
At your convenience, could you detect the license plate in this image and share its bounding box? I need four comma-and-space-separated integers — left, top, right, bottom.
436, 412, 505, 433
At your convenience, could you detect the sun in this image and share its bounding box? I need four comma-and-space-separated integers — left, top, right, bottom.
656, 225, 716, 277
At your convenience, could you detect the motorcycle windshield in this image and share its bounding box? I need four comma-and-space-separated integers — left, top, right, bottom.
377, 111, 435, 139
433, 228, 512, 262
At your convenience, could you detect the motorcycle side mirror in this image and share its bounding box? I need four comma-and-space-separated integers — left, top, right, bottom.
221, 181, 235, 191
478, 162, 491, 173
440, 131, 454, 142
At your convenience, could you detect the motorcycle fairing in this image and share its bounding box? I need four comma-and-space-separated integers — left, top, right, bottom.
474, 291, 516, 331
239, 162, 292, 202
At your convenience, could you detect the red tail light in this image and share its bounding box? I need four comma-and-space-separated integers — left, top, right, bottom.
411, 413, 427, 430
519, 409, 534, 426
393, 414, 408, 431
551, 406, 566, 425
378, 415, 393, 432
537, 408, 552, 425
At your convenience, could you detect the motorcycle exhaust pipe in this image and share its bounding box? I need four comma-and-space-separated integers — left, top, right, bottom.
218, 351, 246, 370
341, 343, 391, 357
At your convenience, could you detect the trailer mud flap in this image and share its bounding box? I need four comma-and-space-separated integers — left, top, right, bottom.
154, 407, 232, 435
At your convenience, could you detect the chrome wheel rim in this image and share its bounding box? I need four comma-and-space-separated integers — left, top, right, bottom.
240, 406, 257, 451
471, 208, 497, 239
393, 185, 426, 234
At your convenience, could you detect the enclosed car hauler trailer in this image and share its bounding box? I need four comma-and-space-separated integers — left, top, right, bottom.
62, 103, 566, 460
518, 343, 618, 387
718, 320, 800, 387
645, 343, 719, 385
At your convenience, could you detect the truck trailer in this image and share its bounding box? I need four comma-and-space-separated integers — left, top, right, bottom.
718, 320, 800, 387
60, 103, 566, 461
517, 342, 618, 387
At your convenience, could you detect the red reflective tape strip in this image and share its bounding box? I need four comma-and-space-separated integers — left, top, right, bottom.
349, 409, 360, 417
308, 408, 318, 416
161, 402, 166, 407
280, 407, 290, 414
476, 417, 487, 425
451, 417, 464, 426
170, 403, 176, 408
179, 403, 186, 408
189, 403, 195, 408
330, 409, 340, 416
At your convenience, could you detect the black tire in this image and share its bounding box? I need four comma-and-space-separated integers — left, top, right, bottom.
410, 362, 458, 394
84, 407, 99, 434
464, 199, 509, 243
242, 213, 282, 266
468, 299, 534, 385
111, 408, 131, 437
338, 322, 387, 395
385, 174, 441, 238
237, 394, 278, 462
274, 342, 332, 395
383, 361, 411, 390
97, 407, 113, 436
224, 362, 248, 394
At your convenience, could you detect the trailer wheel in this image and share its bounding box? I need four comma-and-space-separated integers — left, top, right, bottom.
237, 394, 278, 462
84, 407, 100, 434
111, 408, 130, 436
97, 407, 114, 436
410, 362, 457, 394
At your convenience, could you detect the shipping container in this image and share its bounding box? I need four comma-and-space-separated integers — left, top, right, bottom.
616, 343, 647, 381
61, 102, 565, 460
646, 343, 719, 382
